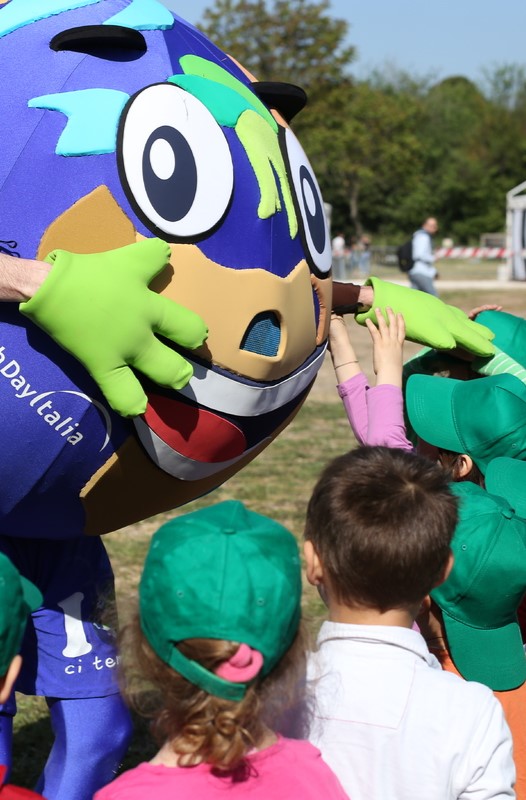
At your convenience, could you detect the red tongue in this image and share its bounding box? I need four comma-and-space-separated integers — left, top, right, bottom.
144, 394, 247, 463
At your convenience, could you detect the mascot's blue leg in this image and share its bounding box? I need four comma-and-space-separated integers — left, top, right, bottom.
35, 694, 132, 800
0, 535, 132, 797
0, 691, 15, 774
0, 711, 14, 776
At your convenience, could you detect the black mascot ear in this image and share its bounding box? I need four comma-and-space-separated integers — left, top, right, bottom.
251, 82, 307, 122
50, 25, 147, 57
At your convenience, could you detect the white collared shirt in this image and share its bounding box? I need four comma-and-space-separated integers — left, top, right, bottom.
307, 622, 515, 800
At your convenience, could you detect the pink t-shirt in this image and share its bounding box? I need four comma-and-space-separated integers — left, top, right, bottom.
94, 737, 349, 800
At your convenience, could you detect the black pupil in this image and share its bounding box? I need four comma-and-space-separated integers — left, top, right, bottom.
142, 125, 197, 222
299, 165, 325, 254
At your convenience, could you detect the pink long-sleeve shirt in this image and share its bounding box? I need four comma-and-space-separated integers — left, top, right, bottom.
337, 373, 413, 451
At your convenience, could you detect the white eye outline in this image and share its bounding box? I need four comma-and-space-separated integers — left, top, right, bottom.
118, 82, 234, 241
280, 127, 332, 276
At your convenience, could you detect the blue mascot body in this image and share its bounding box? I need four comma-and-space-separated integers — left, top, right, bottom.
0, 0, 333, 537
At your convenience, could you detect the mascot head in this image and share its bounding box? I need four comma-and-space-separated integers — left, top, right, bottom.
0, 0, 332, 535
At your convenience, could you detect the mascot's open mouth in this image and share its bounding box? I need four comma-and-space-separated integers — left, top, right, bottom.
134, 343, 326, 480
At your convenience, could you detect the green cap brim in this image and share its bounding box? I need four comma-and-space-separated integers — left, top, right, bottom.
405, 374, 465, 453
20, 576, 42, 614
443, 611, 526, 691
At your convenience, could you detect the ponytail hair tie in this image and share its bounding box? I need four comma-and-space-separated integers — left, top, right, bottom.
214, 643, 263, 683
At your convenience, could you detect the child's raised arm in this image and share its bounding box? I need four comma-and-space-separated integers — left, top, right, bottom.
329, 309, 412, 451
365, 307, 405, 389
329, 314, 362, 384
328, 314, 369, 444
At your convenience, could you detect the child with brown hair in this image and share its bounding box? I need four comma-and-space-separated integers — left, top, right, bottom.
94, 500, 348, 800
330, 310, 526, 796
303, 446, 515, 800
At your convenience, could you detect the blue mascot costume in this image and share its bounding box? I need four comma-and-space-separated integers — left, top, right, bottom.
0, 1, 334, 797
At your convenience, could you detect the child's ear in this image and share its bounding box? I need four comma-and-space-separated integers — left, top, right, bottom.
434, 551, 454, 588
457, 454, 474, 478
419, 595, 432, 615
415, 595, 432, 627
0, 655, 21, 704
303, 540, 324, 587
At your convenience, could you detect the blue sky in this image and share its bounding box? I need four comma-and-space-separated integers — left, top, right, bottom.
164, 0, 526, 84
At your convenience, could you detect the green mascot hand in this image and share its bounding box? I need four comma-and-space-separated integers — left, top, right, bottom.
355, 277, 495, 357
20, 239, 208, 417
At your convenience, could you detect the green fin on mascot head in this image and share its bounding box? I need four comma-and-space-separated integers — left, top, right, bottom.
0, 0, 332, 536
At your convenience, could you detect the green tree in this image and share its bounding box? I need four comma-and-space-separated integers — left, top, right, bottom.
419, 71, 526, 240
418, 77, 489, 240
199, 0, 354, 96
478, 65, 526, 231
298, 79, 424, 237
481, 64, 526, 111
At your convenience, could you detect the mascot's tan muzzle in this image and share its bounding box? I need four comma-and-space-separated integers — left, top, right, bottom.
151, 242, 331, 382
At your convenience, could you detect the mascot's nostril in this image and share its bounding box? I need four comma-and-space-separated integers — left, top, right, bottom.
240, 311, 281, 357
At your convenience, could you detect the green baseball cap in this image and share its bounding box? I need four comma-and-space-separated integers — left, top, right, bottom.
406, 372, 526, 472
476, 310, 526, 367
486, 457, 526, 519
432, 482, 526, 691
402, 348, 479, 444
139, 500, 302, 702
0, 553, 42, 676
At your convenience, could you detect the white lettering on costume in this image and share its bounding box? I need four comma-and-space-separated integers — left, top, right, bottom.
63, 655, 120, 676
58, 592, 93, 657
65, 660, 82, 675
0, 341, 120, 449
55, 593, 122, 676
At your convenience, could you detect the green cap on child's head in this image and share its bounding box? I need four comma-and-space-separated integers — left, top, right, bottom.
0, 553, 42, 676
139, 500, 302, 701
486, 457, 526, 519
432, 483, 526, 691
406, 372, 526, 472
476, 309, 526, 366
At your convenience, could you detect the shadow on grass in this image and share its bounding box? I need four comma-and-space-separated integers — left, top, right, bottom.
11, 709, 51, 789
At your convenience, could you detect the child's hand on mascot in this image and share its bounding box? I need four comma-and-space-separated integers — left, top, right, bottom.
19, 238, 208, 417
355, 277, 495, 357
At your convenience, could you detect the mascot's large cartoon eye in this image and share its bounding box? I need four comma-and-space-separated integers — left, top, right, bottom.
118, 83, 234, 240
281, 127, 332, 277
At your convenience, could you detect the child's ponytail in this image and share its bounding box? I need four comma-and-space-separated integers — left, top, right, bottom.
119, 614, 307, 772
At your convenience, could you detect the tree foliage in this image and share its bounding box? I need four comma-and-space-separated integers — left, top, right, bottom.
199, 0, 354, 95
197, 0, 526, 242
297, 80, 424, 237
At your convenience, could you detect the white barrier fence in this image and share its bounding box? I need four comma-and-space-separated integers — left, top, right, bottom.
434, 247, 516, 259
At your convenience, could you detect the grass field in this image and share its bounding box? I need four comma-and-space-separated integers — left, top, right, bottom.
11, 269, 526, 788
349, 254, 506, 283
